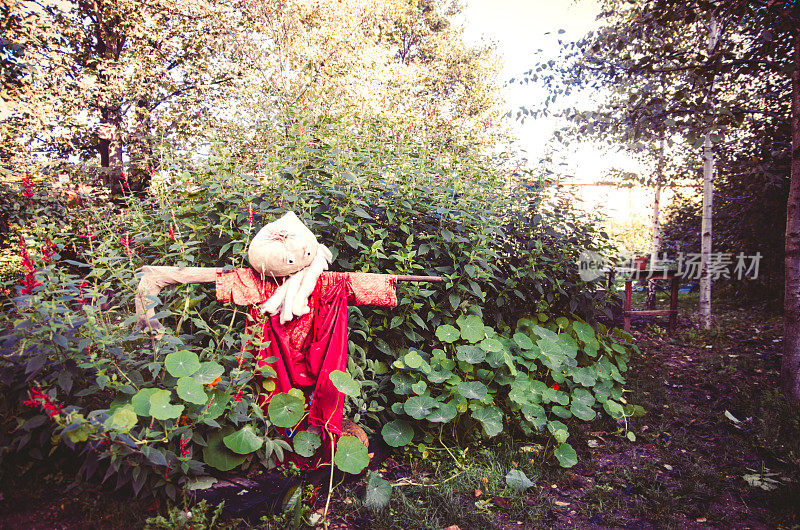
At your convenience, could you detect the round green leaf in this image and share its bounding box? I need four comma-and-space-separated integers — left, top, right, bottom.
456, 345, 486, 364
365, 471, 392, 510
403, 351, 424, 369
479, 337, 503, 352
268, 392, 305, 428
458, 315, 485, 343
193, 362, 225, 384
334, 436, 369, 474
104, 406, 137, 433
426, 401, 458, 423
505, 469, 535, 491
149, 389, 184, 420
204, 427, 247, 471
329, 370, 361, 397
164, 350, 201, 378
458, 381, 488, 400
548, 420, 569, 443
410, 380, 427, 395
293, 430, 322, 457
554, 442, 578, 468
131, 388, 160, 416
223, 425, 264, 454
382, 420, 414, 447
472, 406, 503, 437
435, 324, 460, 343
570, 402, 596, 421
177, 377, 208, 405
513, 332, 535, 350
404, 395, 438, 419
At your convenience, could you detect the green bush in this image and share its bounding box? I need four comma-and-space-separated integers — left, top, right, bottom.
0, 114, 632, 497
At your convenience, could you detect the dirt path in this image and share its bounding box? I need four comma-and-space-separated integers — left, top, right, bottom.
541, 315, 800, 528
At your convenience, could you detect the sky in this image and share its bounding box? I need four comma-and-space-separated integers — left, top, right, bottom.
458, 0, 647, 182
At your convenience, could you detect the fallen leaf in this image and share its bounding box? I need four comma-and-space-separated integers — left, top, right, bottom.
554, 501, 571, 507
696, 517, 707, 523
492, 496, 511, 509
482, 476, 489, 484
474, 489, 482, 497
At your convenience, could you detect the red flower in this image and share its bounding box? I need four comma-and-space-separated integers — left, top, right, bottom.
248, 204, 254, 224
77, 227, 96, 241
233, 388, 244, 402
551, 383, 559, 391
21, 174, 34, 199
77, 280, 89, 305
120, 233, 133, 254
40, 238, 56, 262
179, 436, 191, 458
24, 386, 63, 418
168, 225, 175, 240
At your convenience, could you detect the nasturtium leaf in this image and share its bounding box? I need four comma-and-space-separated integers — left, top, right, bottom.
177, 377, 208, 405
547, 420, 569, 444
551, 405, 572, 419
382, 420, 414, 447
554, 443, 578, 468
513, 332, 535, 350
403, 351, 424, 369
604, 399, 624, 419
204, 427, 247, 471
268, 393, 305, 428
293, 431, 322, 457
571, 387, 596, 406
410, 380, 427, 396
149, 389, 184, 420
364, 471, 392, 510
522, 404, 547, 428
458, 315, 485, 343
204, 390, 231, 420
404, 396, 438, 419
435, 324, 460, 343
570, 402, 596, 421
223, 425, 264, 454
334, 436, 369, 474
104, 406, 137, 433
572, 321, 598, 347
505, 469, 535, 491
193, 362, 225, 384
426, 401, 458, 423
571, 366, 597, 387
479, 337, 503, 352
427, 368, 453, 384
329, 370, 361, 397
164, 350, 201, 378
472, 406, 503, 437
391, 373, 413, 395
458, 381, 488, 400
456, 344, 486, 364
531, 325, 559, 341
131, 388, 160, 416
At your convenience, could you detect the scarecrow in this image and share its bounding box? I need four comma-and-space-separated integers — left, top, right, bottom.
136, 212, 438, 469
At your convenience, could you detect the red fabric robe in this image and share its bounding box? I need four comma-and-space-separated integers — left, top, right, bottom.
216, 269, 397, 468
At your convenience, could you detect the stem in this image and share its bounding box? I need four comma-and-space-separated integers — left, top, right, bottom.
322, 433, 335, 529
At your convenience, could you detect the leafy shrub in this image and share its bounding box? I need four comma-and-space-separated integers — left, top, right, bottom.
0, 114, 628, 497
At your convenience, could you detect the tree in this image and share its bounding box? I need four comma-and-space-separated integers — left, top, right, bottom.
527, 0, 794, 329
211, 0, 504, 167
1, 0, 247, 192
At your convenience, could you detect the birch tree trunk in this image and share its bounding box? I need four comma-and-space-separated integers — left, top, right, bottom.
646, 136, 665, 309
782, 26, 800, 404
699, 14, 720, 330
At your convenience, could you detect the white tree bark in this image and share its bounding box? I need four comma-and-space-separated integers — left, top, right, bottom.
646, 136, 665, 309
699, 14, 720, 330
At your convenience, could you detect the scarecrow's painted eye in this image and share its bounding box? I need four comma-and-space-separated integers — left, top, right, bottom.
287, 258, 295, 264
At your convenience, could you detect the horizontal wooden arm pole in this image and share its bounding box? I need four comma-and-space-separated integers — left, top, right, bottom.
393, 275, 443, 282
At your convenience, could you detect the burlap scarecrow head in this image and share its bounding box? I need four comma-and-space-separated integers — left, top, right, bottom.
247, 211, 319, 277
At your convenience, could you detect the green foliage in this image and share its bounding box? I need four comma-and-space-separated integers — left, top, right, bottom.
0, 110, 623, 497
